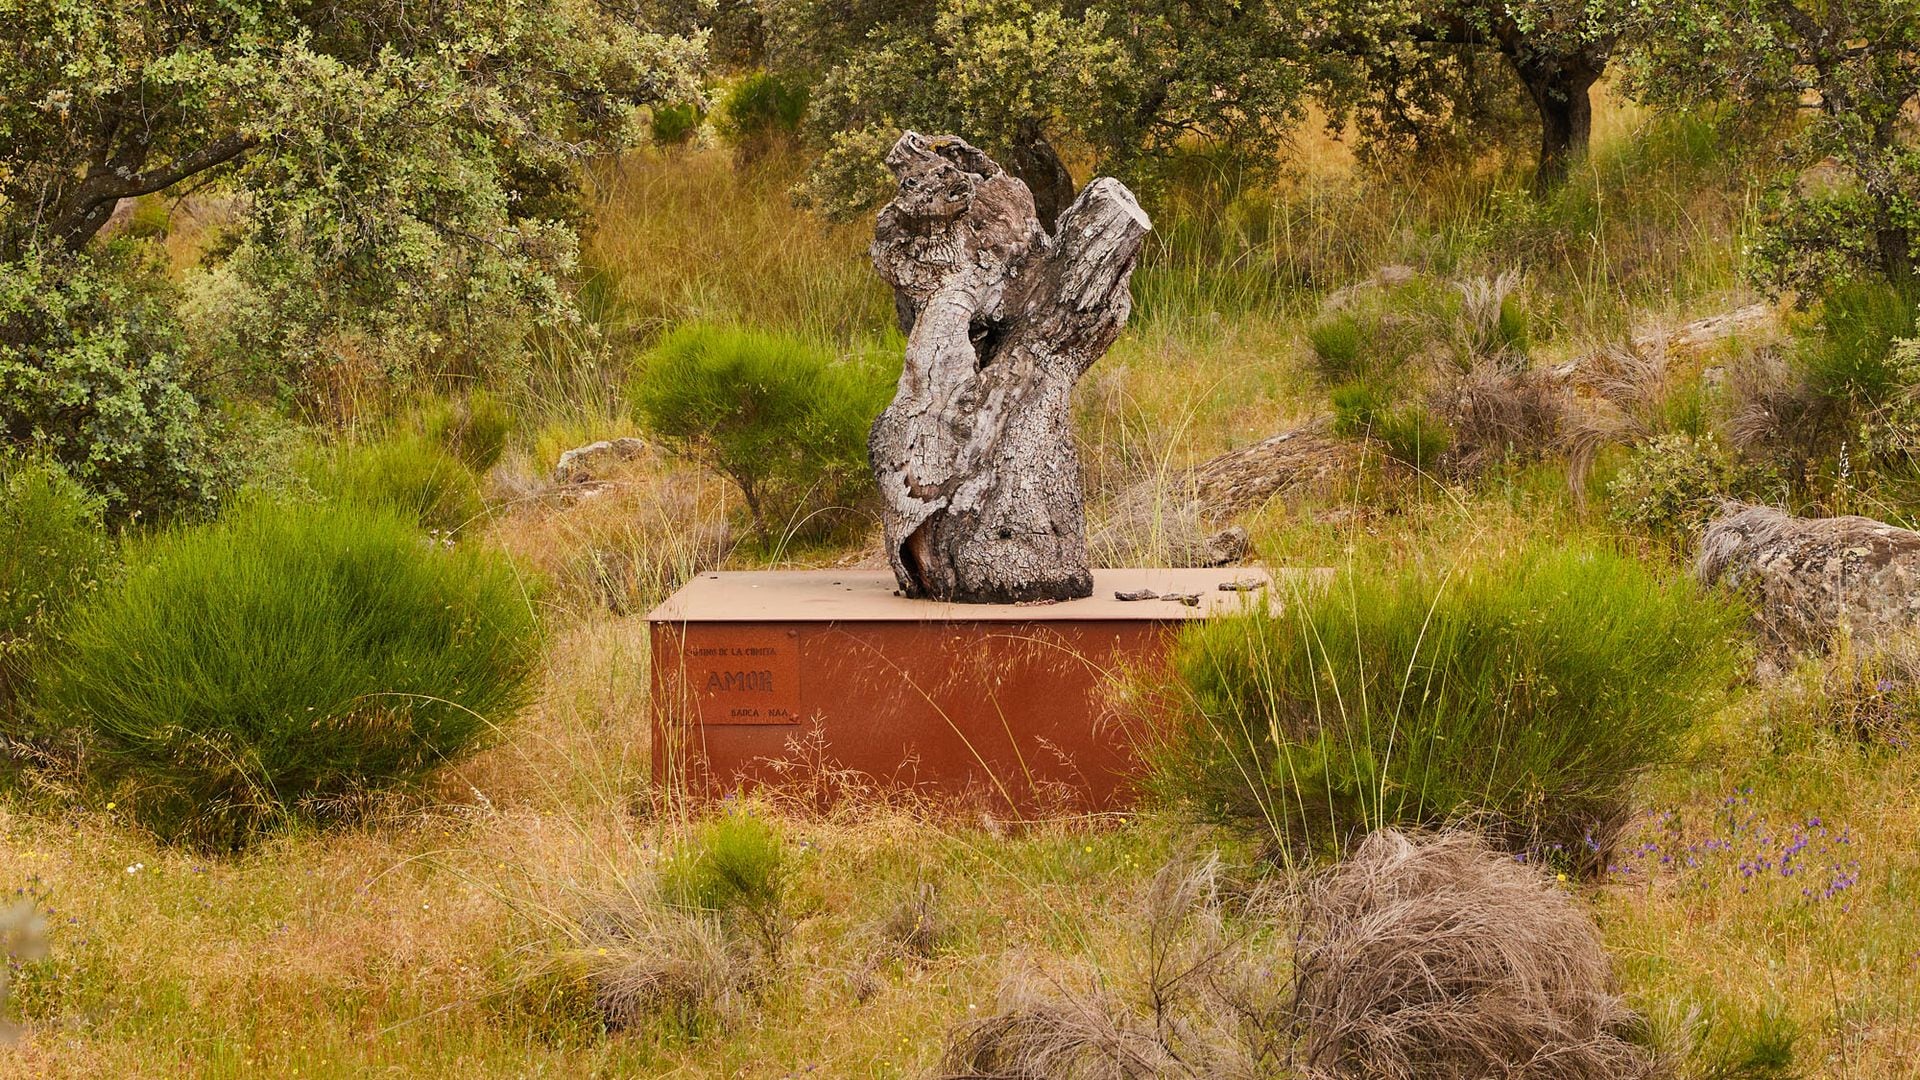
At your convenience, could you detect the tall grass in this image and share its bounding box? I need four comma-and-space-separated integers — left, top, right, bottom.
305, 433, 487, 537
38, 500, 541, 848
0, 456, 110, 726
1145, 541, 1748, 863
582, 151, 893, 348
1132, 106, 1758, 343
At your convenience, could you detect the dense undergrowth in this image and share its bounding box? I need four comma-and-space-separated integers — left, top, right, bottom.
2, 89, 1919, 1079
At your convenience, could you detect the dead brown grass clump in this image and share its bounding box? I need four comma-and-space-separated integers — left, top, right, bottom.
1291, 829, 1657, 1080
935, 855, 1291, 1079
569, 888, 760, 1033
1438, 359, 1565, 475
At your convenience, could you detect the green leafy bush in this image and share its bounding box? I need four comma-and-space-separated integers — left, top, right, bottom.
0, 457, 111, 723
651, 102, 705, 147
308, 434, 486, 536
630, 323, 893, 538
1800, 283, 1917, 409
1606, 432, 1758, 543
1145, 543, 1746, 862
1861, 338, 1920, 474
37, 500, 540, 848
0, 248, 232, 523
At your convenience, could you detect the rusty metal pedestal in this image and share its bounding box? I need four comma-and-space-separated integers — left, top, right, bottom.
647, 568, 1272, 815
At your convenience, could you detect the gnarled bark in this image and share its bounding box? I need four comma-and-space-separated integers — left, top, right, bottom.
868, 132, 1150, 603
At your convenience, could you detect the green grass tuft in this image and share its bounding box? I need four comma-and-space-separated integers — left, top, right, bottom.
37, 499, 541, 848
307, 434, 487, 537
1145, 541, 1748, 863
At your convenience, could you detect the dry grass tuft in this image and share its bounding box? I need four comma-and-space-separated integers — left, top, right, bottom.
935, 854, 1291, 1079
1291, 829, 1657, 1080
1439, 358, 1565, 476
1561, 342, 1679, 496
563, 880, 762, 1033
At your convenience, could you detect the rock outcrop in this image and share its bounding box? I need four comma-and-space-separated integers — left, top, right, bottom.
1696, 502, 1920, 655
1089, 424, 1367, 567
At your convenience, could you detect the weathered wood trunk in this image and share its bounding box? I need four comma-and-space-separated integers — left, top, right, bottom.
868, 132, 1150, 602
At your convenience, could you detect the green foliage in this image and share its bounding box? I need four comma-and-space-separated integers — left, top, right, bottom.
124, 197, 172, 241
715, 73, 808, 158
629, 323, 894, 538
1627, 0, 1920, 294
1308, 314, 1366, 381
1146, 542, 1746, 859
307, 435, 487, 537
1861, 338, 1920, 476
651, 102, 705, 147
1606, 433, 1756, 544
0, 457, 111, 724
1317, 0, 1624, 186
1697, 1001, 1800, 1080
659, 807, 790, 962
780, 0, 1312, 221
420, 391, 516, 473
659, 809, 788, 916
2, 0, 706, 389
0, 248, 233, 523
37, 500, 540, 848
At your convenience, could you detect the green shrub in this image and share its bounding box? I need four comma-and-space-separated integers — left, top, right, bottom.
1308, 313, 1366, 380
1606, 432, 1761, 543
123, 196, 172, 240
37, 500, 540, 848
0, 457, 111, 723
651, 102, 704, 147
630, 323, 893, 539
658, 808, 788, 959
419, 391, 515, 473
715, 73, 808, 159
0, 247, 233, 523
1145, 542, 1746, 862
659, 809, 787, 916
1861, 338, 1920, 474
308, 434, 486, 536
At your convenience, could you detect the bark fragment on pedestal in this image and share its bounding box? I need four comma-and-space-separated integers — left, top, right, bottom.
867, 131, 1150, 603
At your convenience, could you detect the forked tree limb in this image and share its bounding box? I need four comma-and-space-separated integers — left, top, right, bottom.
868, 132, 1150, 602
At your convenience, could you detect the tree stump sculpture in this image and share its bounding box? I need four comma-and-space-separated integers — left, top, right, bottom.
868, 132, 1151, 602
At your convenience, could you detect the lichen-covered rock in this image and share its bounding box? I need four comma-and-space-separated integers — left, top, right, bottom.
1696, 502, 1920, 655
552, 438, 649, 484
1089, 424, 1367, 567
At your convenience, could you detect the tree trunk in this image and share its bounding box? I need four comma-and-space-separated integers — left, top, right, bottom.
1878, 225, 1915, 295
1519, 63, 1597, 192
1003, 120, 1078, 233
868, 132, 1150, 602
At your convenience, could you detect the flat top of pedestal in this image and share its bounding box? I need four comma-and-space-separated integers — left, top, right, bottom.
647, 568, 1285, 623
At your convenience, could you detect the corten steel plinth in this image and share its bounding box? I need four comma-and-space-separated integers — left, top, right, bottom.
647, 568, 1273, 814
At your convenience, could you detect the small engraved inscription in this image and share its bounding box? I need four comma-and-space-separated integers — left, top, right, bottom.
684, 628, 801, 724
